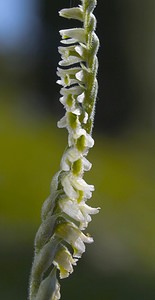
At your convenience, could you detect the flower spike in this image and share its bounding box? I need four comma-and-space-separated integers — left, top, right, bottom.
29, 1, 99, 300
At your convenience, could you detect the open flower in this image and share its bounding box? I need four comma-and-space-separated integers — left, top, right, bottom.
53, 245, 77, 278
59, 28, 86, 44
59, 197, 100, 229
61, 172, 94, 200
55, 222, 93, 258
59, 7, 84, 22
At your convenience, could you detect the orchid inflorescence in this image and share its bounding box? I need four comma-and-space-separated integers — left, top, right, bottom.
29, 1, 99, 299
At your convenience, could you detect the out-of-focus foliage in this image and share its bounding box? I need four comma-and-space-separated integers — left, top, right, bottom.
1, 0, 155, 299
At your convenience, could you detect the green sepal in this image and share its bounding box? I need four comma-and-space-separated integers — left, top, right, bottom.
66, 94, 74, 107
82, 0, 97, 13
72, 159, 82, 175
30, 236, 61, 299
76, 134, 85, 152
68, 112, 78, 129
35, 215, 58, 251
35, 267, 60, 300
77, 190, 84, 203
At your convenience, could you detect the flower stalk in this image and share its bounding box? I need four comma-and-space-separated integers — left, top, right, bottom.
29, 1, 99, 299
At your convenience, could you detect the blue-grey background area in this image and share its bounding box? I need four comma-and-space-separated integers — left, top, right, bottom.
0, 0, 155, 299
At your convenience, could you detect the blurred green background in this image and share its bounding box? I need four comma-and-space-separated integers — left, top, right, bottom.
0, 0, 155, 299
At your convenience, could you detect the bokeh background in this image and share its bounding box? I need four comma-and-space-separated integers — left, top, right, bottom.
0, 0, 155, 299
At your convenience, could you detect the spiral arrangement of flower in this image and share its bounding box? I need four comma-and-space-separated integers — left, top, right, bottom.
29, 1, 99, 299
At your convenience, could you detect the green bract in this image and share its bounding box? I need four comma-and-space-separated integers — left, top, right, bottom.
29, 1, 99, 300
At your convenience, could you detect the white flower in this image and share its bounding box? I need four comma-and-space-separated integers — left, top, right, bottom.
82, 156, 92, 171
61, 173, 78, 200
53, 245, 77, 279
58, 114, 86, 147
55, 222, 93, 258
58, 45, 76, 59
60, 147, 81, 171
59, 7, 84, 22
59, 94, 79, 114
72, 177, 94, 199
78, 202, 100, 229
73, 234, 93, 258
59, 94, 75, 108
60, 147, 92, 173
61, 172, 94, 200
57, 111, 81, 130
57, 67, 81, 87
59, 56, 84, 67
57, 114, 95, 152
59, 197, 85, 222
59, 197, 99, 230
68, 127, 94, 149
59, 28, 86, 44
76, 129, 94, 148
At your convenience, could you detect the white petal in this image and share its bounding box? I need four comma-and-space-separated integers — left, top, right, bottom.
61, 174, 78, 199
73, 237, 85, 258
83, 112, 88, 124
68, 133, 73, 147
57, 115, 67, 128
60, 38, 77, 44
82, 203, 100, 215
73, 128, 94, 148
81, 232, 94, 244
59, 198, 84, 223
60, 154, 70, 171
59, 96, 67, 105
59, 56, 83, 67
60, 28, 86, 44
55, 222, 93, 259
61, 147, 80, 171
57, 66, 81, 76
68, 147, 81, 162
68, 175, 94, 199
75, 45, 84, 56
36, 268, 60, 300
74, 127, 85, 137
72, 177, 94, 193
85, 133, 94, 148
59, 95, 75, 112
79, 202, 99, 229
73, 233, 93, 258
72, 108, 81, 115
56, 222, 80, 245
53, 245, 77, 279
56, 77, 71, 87
58, 45, 74, 58
77, 92, 85, 103
82, 157, 92, 171
59, 7, 84, 22
75, 70, 84, 82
